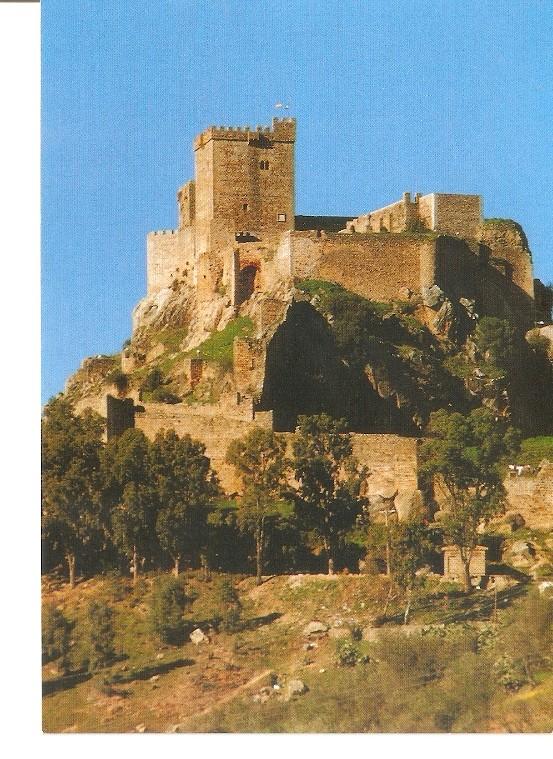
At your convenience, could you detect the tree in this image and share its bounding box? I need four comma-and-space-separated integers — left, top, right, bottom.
149, 575, 189, 644
42, 605, 73, 673
389, 519, 431, 624
42, 397, 104, 587
226, 428, 288, 585
291, 414, 368, 574
86, 600, 116, 670
151, 430, 219, 576
102, 429, 158, 585
474, 317, 515, 374
217, 577, 243, 632
420, 408, 519, 593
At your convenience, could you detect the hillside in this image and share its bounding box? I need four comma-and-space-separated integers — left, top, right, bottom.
42, 567, 553, 733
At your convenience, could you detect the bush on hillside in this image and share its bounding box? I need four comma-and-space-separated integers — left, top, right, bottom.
141, 368, 164, 393
149, 576, 190, 645
216, 578, 243, 633
86, 600, 116, 670
42, 605, 74, 672
149, 386, 181, 404
107, 370, 129, 395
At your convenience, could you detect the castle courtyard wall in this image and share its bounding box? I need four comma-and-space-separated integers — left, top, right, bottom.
286, 231, 437, 302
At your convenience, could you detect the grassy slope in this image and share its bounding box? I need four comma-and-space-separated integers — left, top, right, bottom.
43, 571, 553, 733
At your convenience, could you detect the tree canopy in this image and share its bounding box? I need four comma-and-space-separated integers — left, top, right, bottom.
420, 407, 519, 591
41, 397, 105, 586
226, 427, 288, 584
291, 414, 368, 574
151, 429, 219, 575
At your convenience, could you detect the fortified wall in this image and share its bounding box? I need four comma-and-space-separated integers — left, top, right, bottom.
344, 191, 482, 238
132, 401, 420, 510
142, 118, 540, 334
275, 230, 436, 302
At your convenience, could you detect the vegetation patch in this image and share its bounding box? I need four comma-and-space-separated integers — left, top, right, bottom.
151, 326, 188, 353
518, 436, 553, 466
186, 316, 254, 367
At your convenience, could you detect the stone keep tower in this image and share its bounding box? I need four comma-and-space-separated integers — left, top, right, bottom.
192, 118, 295, 295
147, 117, 296, 298
193, 117, 295, 245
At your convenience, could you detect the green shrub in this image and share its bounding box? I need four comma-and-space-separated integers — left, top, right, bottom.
475, 317, 515, 371
493, 654, 527, 692
373, 631, 453, 686
150, 386, 181, 404
141, 368, 164, 393
149, 576, 189, 645
42, 605, 73, 671
518, 436, 553, 466
335, 639, 363, 667
107, 369, 129, 395
527, 331, 551, 356
217, 578, 243, 633
86, 600, 116, 670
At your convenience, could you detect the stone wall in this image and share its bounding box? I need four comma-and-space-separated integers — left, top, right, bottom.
347, 193, 419, 233
75, 393, 421, 511
146, 228, 195, 294
135, 402, 272, 492
135, 404, 420, 504
432, 194, 481, 238
505, 462, 553, 530
350, 434, 420, 519
481, 220, 534, 300
177, 180, 195, 228
287, 231, 436, 302
345, 193, 481, 237
443, 546, 487, 580
106, 395, 135, 440
233, 337, 266, 395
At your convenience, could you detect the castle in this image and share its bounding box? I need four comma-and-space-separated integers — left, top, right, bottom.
145, 116, 540, 329
71, 117, 551, 517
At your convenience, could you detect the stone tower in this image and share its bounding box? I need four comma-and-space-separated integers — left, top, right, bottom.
193, 117, 296, 251
147, 117, 296, 298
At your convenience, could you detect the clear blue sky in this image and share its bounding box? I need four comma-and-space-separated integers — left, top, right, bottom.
42, 0, 553, 402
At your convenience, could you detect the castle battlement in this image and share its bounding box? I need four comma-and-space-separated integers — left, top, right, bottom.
194, 117, 296, 150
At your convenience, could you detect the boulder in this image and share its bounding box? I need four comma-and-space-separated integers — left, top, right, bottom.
422, 284, 445, 309
190, 627, 208, 645
303, 620, 329, 637
432, 299, 455, 336
286, 679, 308, 699
507, 540, 535, 559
